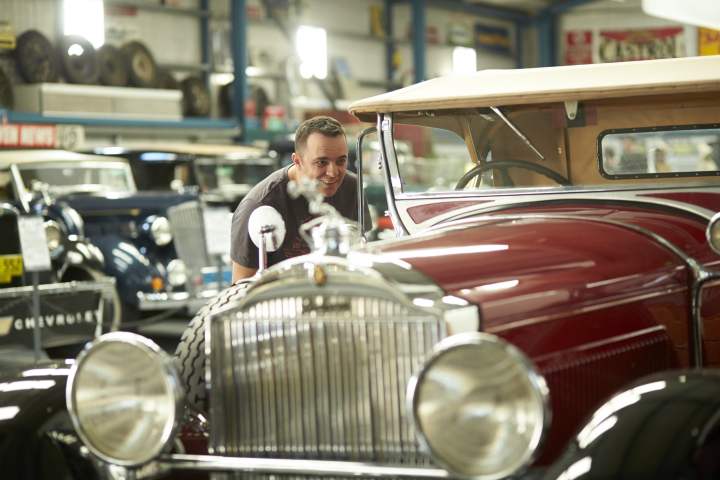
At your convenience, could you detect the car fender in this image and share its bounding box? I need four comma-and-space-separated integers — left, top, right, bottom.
0, 362, 99, 479
543, 370, 720, 480
64, 236, 105, 273
89, 235, 164, 306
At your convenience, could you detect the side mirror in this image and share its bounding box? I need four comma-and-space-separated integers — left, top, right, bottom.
248, 206, 286, 271
707, 212, 720, 255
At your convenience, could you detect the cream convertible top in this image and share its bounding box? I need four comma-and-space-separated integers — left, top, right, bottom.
349, 56, 720, 121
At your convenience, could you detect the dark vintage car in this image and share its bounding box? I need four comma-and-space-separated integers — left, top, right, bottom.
5, 55, 720, 479
0, 177, 118, 361
0, 150, 231, 326
90, 143, 279, 211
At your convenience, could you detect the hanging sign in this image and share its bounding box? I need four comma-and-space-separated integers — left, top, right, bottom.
598, 27, 685, 63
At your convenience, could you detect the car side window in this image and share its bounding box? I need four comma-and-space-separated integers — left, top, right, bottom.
600, 126, 720, 178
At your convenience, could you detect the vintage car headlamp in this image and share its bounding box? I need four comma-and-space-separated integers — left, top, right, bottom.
44, 220, 63, 255
166, 259, 187, 287
408, 332, 549, 479
150, 216, 173, 246
66, 332, 184, 466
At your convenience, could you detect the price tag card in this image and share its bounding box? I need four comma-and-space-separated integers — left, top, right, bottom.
17, 216, 51, 272
203, 207, 232, 256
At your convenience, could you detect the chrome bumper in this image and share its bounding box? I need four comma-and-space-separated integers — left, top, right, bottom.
157, 454, 450, 478
136, 289, 220, 313
136, 291, 190, 311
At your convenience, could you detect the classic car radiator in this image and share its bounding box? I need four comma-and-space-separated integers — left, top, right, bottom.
208, 294, 445, 464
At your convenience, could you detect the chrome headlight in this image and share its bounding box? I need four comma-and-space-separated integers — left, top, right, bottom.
150, 216, 172, 246
166, 259, 187, 287
44, 220, 63, 255
408, 332, 549, 479
66, 332, 184, 466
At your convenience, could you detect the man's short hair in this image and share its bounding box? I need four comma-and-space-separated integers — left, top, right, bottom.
294, 116, 345, 153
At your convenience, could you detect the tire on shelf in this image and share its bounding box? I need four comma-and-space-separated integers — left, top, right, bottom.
156, 68, 179, 90
121, 40, 158, 88
175, 282, 249, 412
0, 67, 14, 109
97, 44, 129, 86
58, 35, 100, 85
15, 30, 60, 83
180, 76, 210, 117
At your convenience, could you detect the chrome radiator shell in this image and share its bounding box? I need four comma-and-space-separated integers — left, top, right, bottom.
206, 257, 459, 464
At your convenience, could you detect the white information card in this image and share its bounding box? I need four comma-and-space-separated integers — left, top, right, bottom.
17, 216, 51, 272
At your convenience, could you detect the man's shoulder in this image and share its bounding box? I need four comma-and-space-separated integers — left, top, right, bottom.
246, 166, 289, 203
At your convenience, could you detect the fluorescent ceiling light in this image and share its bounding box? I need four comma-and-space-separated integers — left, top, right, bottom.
63, 0, 105, 48
453, 46, 477, 75
296, 25, 327, 80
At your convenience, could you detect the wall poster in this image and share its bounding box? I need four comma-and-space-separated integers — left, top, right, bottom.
564, 30, 593, 65
598, 27, 685, 62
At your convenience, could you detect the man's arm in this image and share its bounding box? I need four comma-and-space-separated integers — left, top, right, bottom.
232, 261, 257, 283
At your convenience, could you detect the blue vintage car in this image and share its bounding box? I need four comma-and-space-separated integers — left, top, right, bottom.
0, 150, 229, 327
90, 143, 278, 211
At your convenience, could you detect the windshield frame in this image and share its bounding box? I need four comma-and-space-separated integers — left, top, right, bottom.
13, 160, 137, 198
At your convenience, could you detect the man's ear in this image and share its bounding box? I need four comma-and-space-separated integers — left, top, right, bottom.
291, 152, 301, 167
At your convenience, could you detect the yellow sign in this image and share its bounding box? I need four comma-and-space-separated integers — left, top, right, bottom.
699, 27, 720, 56
0, 255, 23, 283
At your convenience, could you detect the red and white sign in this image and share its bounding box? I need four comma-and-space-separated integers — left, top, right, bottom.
564, 30, 593, 65
0, 124, 56, 148
598, 27, 685, 63
0, 124, 84, 149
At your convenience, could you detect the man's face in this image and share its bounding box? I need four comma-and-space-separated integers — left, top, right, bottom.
293, 132, 348, 197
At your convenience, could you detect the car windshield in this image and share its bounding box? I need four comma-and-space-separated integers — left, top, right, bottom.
194, 158, 275, 192
390, 99, 720, 195
18, 162, 135, 195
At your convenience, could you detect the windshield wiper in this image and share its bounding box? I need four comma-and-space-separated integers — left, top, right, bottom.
490, 106, 545, 161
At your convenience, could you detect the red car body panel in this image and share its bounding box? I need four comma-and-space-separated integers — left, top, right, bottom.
373, 199, 720, 461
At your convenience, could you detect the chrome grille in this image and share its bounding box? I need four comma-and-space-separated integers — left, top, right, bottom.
209, 294, 445, 464
167, 201, 210, 294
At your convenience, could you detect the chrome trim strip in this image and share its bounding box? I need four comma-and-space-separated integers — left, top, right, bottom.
379, 114, 409, 236
158, 454, 451, 478
489, 286, 688, 333
0, 278, 116, 299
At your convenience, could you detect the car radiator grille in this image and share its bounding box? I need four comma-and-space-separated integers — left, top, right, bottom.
208, 294, 445, 465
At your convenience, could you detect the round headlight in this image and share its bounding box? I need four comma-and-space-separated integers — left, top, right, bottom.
44, 220, 63, 254
166, 259, 187, 287
150, 216, 172, 246
408, 332, 549, 479
66, 332, 183, 466
707, 212, 720, 255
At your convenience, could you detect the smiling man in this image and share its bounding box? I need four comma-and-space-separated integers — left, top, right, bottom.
230, 116, 364, 282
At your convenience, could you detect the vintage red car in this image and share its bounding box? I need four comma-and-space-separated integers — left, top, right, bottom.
4, 55, 720, 480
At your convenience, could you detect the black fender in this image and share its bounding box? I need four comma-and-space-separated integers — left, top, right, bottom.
543, 370, 720, 480
89, 234, 165, 307
0, 362, 99, 479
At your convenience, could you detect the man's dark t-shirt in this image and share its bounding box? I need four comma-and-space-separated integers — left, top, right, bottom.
231, 166, 363, 269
